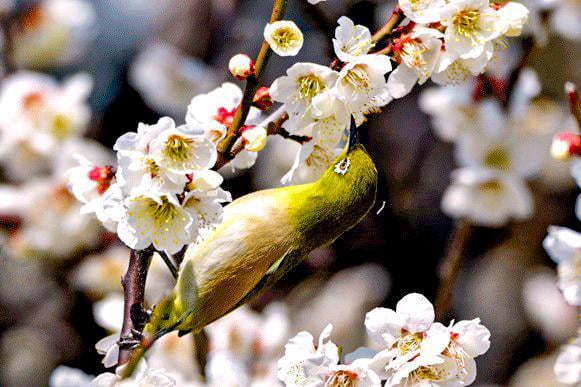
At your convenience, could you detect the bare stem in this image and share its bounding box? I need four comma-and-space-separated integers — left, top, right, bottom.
371, 7, 403, 44
118, 248, 154, 365
158, 251, 179, 279
435, 219, 473, 320
0, 13, 15, 75
504, 36, 535, 109
216, 0, 288, 157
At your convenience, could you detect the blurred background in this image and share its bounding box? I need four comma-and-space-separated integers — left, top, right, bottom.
0, 0, 579, 386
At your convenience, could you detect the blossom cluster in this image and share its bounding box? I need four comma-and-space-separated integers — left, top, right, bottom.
278, 293, 490, 387
420, 68, 569, 227
67, 79, 277, 254
543, 126, 581, 385
266, 0, 529, 184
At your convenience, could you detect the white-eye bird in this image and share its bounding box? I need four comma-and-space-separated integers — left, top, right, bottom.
122, 142, 378, 374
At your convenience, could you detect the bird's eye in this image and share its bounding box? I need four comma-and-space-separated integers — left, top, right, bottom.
334, 158, 350, 175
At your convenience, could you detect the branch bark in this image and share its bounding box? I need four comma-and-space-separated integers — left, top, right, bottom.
435, 219, 473, 320
118, 248, 154, 365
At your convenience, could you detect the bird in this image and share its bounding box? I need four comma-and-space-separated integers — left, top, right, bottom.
121, 135, 378, 376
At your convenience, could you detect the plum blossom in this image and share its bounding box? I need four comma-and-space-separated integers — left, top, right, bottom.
441, 167, 533, 227
365, 293, 490, 386
440, 0, 504, 60
277, 324, 340, 386
264, 20, 304, 57
388, 27, 443, 98
0, 72, 92, 180
304, 357, 382, 387
129, 42, 218, 117
67, 156, 116, 231
543, 226, 581, 306
399, 0, 446, 24
554, 337, 581, 385
91, 360, 176, 387
12, 0, 96, 68
332, 16, 373, 62
271, 63, 339, 132
335, 54, 392, 126
186, 82, 261, 170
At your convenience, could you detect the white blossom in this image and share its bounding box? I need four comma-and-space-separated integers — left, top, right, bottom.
271, 63, 339, 132
440, 0, 503, 60
264, 20, 304, 57
335, 54, 392, 126
332, 16, 373, 62
13, 0, 96, 68
543, 226, 581, 306
0, 72, 92, 180
304, 357, 382, 387
277, 324, 340, 386
91, 360, 176, 387
129, 42, 218, 117
365, 294, 490, 386
554, 337, 581, 385
399, 0, 446, 24
186, 82, 261, 171
442, 167, 533, 227
388, 27, 443, 98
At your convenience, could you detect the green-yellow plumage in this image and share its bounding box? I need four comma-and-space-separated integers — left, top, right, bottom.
124, 144, 377, 374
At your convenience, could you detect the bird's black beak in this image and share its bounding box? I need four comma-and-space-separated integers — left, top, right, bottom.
348, 117, 359, 151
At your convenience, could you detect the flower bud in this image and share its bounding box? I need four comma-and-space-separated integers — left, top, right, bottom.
264, 20, 304, 57
229, 54, 255, 80
252, 87, 273, 111
551, 133, 581, 160
241, 125, 267, 152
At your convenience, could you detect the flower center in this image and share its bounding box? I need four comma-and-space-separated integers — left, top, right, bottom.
297, 74, 326, 102
327, 370, 358, 387
163, 134, 194, 164
213, 106, 237, 127
271, 26, 301, 50
453, 9, 481, 41
400, 40, 428, 72
395, 333, 423, 354
477, 181, 503, 192
142, 196, 179, 225
483, 147, 511, 171
410, 364, 448, 382
343, 64, 370, 90
88, 165, 115, 194
51, 113, 74, 140
145, 158, 160, 178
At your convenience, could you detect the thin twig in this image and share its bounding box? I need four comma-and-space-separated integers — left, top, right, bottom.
118, 248, 154, 365
435, 219, 473, 320
158, 251, 179, 279
371, 6, 403, 44
503, 36, 535, 109
217, 0, 288, 157
0, 13, 15, 75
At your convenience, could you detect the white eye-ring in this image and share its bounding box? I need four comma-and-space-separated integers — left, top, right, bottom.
334, 158, 351, 175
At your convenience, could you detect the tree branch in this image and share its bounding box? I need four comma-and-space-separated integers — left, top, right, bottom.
217, 0, 288, 157
118, 248, 154, 365
435, 219, 473, 320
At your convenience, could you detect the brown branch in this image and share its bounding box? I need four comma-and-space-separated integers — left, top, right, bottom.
435, 219, 473, 320
0, 13, 15, 75
503, 36, 535, 109
118, 248, 154, 365
371, 6, 403, 44
217, 0, 288, 156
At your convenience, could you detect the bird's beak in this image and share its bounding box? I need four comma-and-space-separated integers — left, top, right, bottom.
348, 117, 359, 151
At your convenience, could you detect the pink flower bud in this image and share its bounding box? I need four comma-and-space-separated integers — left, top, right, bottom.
240, 125, 267, 152
252, 87, 273, 111
551, 133, 581, 160
229, 54, 255, 80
